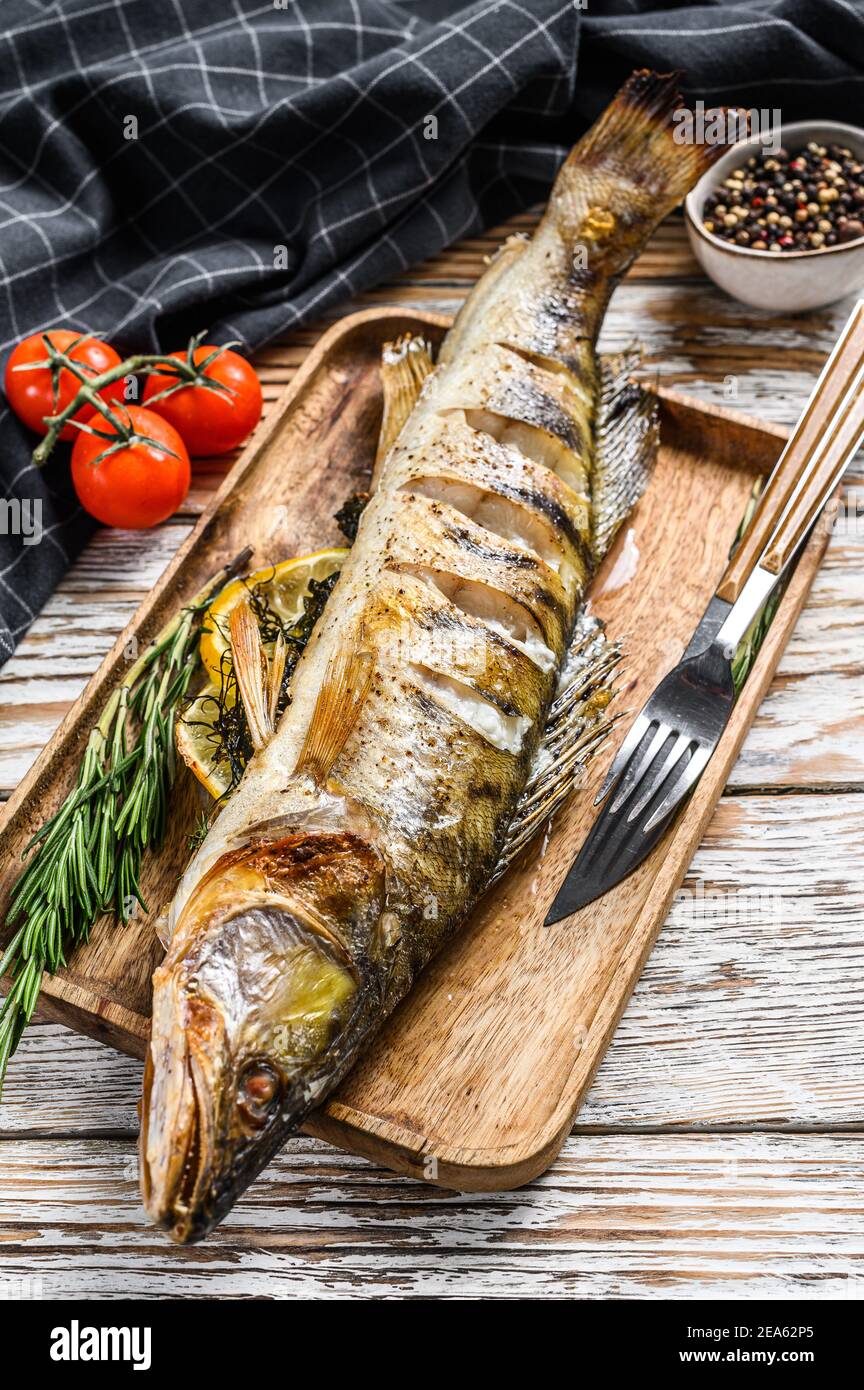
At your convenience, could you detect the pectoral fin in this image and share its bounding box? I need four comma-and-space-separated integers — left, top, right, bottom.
229, 600, 272, 751
294, 637, 376, 787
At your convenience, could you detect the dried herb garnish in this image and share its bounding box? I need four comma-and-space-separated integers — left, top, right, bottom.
334, 491, 369, 543
199, 570, 340, 800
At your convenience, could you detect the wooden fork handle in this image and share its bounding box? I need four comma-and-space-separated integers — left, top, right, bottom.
717, 302, 864, 605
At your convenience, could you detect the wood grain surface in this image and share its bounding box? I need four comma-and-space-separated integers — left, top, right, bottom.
1, 212, 862, 1299
1, 1134, 861, 1299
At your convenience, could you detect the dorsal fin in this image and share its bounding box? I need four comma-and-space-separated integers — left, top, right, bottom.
489, 614, 625, 886
373, 335, 435, 486
294, 635, 376, 787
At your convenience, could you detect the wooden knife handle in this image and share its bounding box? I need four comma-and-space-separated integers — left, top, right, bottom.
717, 302, 864, 605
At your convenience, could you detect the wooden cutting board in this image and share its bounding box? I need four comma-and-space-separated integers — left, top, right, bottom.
0, 306, 825, 1190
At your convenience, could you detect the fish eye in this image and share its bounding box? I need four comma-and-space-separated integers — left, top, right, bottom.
237, 1061, 281, 1130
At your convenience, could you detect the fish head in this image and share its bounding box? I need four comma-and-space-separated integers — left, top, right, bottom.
140, 828, 386, 1243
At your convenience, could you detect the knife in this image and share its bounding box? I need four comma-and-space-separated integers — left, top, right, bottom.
545, 300, 864, 924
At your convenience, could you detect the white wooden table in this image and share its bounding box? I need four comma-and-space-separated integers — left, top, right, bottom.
1, 214, 862, 1300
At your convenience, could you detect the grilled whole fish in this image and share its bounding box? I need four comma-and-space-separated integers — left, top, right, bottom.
141, 71, 735, 1241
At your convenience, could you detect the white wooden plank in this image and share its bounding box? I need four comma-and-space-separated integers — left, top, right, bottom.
598, 282, 859, 425
2, 794, 861, 1137
0, 1133, 861, 1299
0, 1027, 141, 1135
0, 528, 194, 787
589, 793, 864, 1128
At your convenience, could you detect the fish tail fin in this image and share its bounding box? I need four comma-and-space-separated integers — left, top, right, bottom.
295, 636, 375, 787
543, 69, 746, 277
590, 351, 659, 564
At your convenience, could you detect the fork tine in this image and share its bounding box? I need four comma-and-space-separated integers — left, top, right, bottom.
625, 731, 694, 824
608, 722, 671, 816
642, 743, 713, 833
593, 712, 653, 806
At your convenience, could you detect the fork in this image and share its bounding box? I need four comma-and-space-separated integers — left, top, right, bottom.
545, 299, 864, 921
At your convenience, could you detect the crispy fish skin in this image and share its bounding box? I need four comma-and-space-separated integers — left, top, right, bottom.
141, 71, 736, 1242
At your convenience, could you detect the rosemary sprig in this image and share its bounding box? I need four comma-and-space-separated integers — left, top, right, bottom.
0, 551, 251, 1094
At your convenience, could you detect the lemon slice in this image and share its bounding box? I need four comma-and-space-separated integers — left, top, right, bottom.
199, 547, 348, 683
178, 547, 348, 799
176, 684, 237, 799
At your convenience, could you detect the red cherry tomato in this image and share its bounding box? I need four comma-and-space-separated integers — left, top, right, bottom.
142, 345, 262, 457
4, 330, 125, 440
71, 404, 190, 529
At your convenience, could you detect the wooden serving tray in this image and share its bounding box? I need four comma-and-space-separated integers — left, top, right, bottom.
0, 307, 826, 1191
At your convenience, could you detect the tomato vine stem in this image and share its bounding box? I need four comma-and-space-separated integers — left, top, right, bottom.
13, 330, 239, 467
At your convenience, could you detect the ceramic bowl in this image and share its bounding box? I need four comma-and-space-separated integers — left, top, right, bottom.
684, 120, 864, 312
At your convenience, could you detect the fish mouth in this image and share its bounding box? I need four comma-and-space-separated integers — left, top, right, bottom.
142, 1046, 218, 1244
140, 980, 222, 1244
140, 860, 382, 1242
